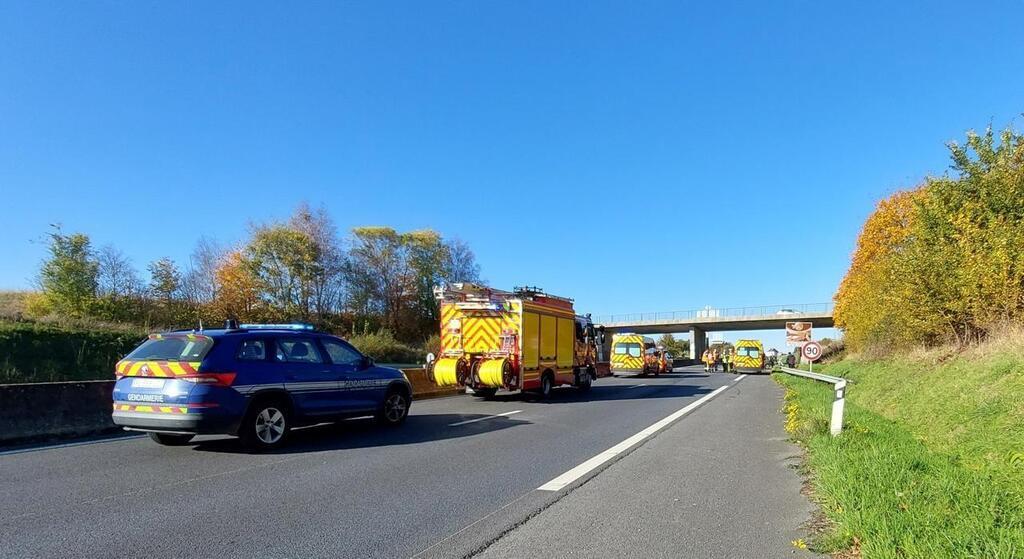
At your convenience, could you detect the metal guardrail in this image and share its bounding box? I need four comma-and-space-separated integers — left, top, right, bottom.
778, 366, 847, 436
593, 303, 833, 325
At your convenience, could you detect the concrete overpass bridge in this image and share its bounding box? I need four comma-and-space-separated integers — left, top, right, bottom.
593, 303, 834, 360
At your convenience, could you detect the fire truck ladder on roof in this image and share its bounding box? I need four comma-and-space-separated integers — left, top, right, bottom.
435, 283, 573, 304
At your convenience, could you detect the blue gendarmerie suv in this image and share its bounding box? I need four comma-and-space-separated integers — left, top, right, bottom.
112, 322, 412, 450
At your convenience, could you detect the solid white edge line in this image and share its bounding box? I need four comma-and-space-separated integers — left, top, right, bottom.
448, 410, 522, 427
0, 433, 148, 456
626, 384, 647, 389
537, 385, 730, 491
734, 374, 747, 382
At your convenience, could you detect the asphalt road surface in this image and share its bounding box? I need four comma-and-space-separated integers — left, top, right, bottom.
0, 366, 817, 558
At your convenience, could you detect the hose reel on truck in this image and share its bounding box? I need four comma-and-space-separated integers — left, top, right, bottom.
475, 358, 515, 388
429, 357, 470, 388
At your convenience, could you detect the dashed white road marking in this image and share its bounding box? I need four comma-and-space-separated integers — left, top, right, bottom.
537, 385, 730, 491
734, 374, 747, 382
448, 410, 522, 427
626, 384, 647, 390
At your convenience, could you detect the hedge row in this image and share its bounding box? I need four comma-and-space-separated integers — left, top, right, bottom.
0, 320, 146, 383
0, 319, 432, 383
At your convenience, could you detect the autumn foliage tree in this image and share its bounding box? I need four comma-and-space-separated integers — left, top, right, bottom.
211, 251, 261, 321
835, 124, 1024, 351
26, 204, 482, 347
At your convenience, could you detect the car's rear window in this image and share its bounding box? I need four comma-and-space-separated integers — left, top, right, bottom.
614, 343, 642, 357
126, 336, 214, 361
738, 347, 761, 358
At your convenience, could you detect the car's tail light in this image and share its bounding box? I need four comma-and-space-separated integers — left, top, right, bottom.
180, 373, 237, 387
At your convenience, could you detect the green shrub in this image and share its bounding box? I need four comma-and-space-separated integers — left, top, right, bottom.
420, 333, 441, 357
0, 291, 30, 319
347, 329, 424, 365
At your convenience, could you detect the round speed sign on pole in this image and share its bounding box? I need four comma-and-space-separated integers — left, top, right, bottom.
802, 341, 823, 362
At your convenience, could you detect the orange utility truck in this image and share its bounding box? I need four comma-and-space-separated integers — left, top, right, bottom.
426, 283, 604, 399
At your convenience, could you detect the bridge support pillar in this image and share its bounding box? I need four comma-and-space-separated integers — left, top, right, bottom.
599, 334, 613, 363
689, 326, 707, 361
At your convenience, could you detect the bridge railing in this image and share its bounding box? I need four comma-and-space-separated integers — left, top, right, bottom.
593, 303, 833, 325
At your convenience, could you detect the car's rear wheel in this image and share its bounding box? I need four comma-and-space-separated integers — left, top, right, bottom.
377, 389, 410, 426
240, 400, 290, 450
148, 432, 194, 446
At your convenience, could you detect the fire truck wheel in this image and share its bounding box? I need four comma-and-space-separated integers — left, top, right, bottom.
473, 388, 498, 399
540, 373, 554, 399
577, 372, 592, 392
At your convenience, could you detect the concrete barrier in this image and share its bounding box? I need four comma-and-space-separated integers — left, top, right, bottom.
673, 358, 698, 368
401, 368, 462, 400
0, 380, 119, 445
0, 368, 459, 446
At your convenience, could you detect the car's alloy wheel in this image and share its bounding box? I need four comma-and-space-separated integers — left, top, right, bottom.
254, 407, 286, 445
383, 393, 407, 423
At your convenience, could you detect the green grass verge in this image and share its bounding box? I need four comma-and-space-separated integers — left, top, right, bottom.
776, 367, 1024, 558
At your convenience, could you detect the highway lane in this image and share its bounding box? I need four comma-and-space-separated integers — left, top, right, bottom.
477, 372, 819, 558
0, 367, 752, 558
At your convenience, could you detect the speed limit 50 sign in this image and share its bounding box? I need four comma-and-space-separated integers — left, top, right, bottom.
802, 341, 823, 362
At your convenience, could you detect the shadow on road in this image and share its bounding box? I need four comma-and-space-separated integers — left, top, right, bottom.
614, 371, 712, 379
189, 412, 528, 455
485, 383, 716, 404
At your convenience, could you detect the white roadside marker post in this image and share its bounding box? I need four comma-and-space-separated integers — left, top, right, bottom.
830, 379, 846, 436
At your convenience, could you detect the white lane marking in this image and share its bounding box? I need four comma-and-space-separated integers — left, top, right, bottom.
734, 374, 747, 382
0, 434, 147, 456
537, 385, 730, 492
626, 384, 647, 389
448, 410, 522, 427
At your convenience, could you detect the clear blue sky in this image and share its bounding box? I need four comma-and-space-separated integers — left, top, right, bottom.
3, 1, 1023, 348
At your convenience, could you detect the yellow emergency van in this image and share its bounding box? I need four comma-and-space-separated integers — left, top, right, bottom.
611, 333, 658, 376
732, 339, 765, 373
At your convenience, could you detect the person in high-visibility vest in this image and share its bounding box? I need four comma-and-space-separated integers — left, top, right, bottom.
702, 349, 711, 372
723, 350, 732, 373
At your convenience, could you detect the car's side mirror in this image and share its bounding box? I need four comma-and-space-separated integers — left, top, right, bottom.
362, 356, 375, 369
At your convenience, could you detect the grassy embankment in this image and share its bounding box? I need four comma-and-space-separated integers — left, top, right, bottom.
777, 333, 1024, 557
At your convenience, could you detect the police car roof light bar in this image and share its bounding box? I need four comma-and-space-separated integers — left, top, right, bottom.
239, 323, 315, 331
